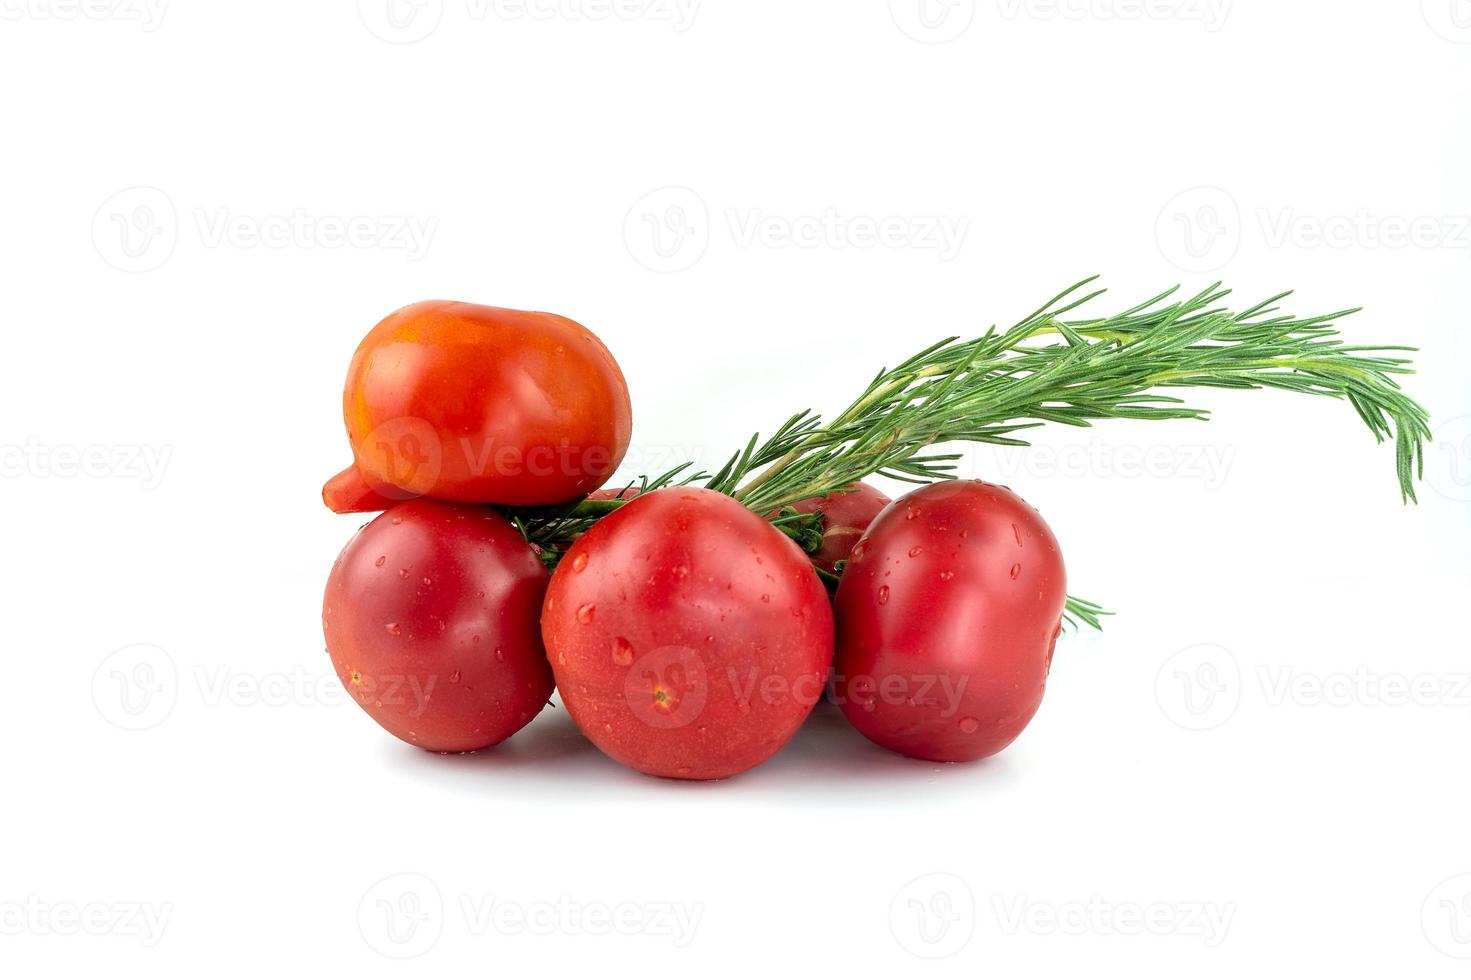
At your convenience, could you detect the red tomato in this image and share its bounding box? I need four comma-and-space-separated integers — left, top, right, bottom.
541, 488, 833, 780
833, 480, 1067, 763
787, 482, 892, 573
334, 301, 632, 508
586, 485, 641, 501
322, 500, 553, 752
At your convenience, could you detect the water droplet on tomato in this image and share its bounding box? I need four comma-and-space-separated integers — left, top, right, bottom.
877, 585, 890, 605
908, 546, 923, 557
939, 570, 955, 581
571, 552, 589, 573
472, 634, 481, 644
761, 594, 770, 603
906, 507, 919, 520
959, 716, 980, 734
1010, 563, 1021, 580
577, 603, 596, 624
449, 670, 461, 684
422, 576, 433, 587
374, 555, 386, 568
494, 647, 505, 663
385, 622, 401, 636
398, 568, 409, 579
611, 637, 633, 666
390, 516, 402, 526
1012, 524, 1023, 547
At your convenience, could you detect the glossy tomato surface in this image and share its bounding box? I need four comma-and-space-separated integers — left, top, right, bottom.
323, 500, 553, 752
340, 301, 632, 507
788, 482, 892, 573
542, 487, 833, 780
834, 480, 1067, 763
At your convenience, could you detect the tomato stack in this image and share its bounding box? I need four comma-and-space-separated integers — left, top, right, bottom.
321, 302, 1067, 779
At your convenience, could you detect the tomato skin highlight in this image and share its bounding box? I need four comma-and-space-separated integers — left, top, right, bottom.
787, 482, 892, 574
833, 480, 1067, 763
322, 500, 554, 752
342, 301, 633, 507
542, 487, 834, 780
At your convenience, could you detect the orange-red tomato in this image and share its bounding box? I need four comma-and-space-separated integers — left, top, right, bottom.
321, 464, 403, 515
335, 301, 632, 508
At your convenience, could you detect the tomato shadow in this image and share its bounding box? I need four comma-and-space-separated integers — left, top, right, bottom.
376, 705, 608, 780
734, 700, 1023, 799
376, 699, 1020, 801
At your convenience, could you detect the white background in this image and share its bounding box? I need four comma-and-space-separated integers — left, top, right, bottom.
2, 1, 1469, 976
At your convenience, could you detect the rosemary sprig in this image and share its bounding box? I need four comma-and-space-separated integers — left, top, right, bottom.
714, 277, 1429, 511
1063, 596, 1111, 632
513, 278, 1429, 630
